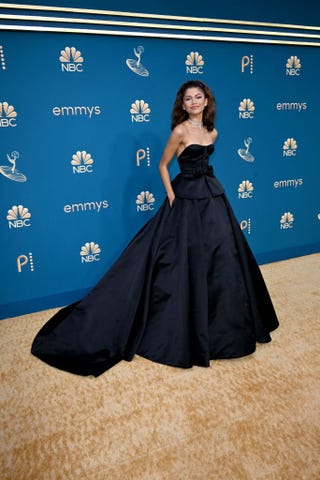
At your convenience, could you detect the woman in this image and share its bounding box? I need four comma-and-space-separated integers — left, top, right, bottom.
32, 80, 279, 376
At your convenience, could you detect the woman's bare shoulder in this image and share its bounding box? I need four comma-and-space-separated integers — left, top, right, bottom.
172, 122, 187, 139
211, 128, 218, 142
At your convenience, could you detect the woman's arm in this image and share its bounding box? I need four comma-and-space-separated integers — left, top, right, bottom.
158, 127, 183, 207
211, 128, 218, 143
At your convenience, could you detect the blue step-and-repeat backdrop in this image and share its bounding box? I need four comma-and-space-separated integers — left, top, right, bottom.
0, 31, 319, 318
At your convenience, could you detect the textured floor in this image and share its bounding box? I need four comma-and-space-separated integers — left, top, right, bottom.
1, 253, 319, 480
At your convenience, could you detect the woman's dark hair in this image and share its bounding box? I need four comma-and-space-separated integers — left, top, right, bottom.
171, 80, 216, 131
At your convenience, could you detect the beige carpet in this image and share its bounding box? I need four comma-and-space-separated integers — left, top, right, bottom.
1, 254, 319, 480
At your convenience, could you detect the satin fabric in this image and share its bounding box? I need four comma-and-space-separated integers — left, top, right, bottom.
31, 144, 279, 376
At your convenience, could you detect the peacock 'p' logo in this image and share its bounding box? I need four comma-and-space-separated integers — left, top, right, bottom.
0, 45, 6, 70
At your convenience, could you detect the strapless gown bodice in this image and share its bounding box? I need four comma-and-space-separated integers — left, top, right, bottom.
172, 144, 225, 198
178, 143, 214, 170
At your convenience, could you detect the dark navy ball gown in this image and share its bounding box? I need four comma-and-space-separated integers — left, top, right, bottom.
31, 144, 279, 376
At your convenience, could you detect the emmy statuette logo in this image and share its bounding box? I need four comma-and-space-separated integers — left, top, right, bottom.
238, 138, 255, 162
136, 191, 155, 211
130, 100, 151, 123
283, 138, 298, 157
185, 51, 204, 74
136, 148, 151, 167
286, 56, 301, 76
71, 151, 94, 174
7, 205, 31, 229
0, 151, 27, 182
0, 101, 17, 127
238, 180, 254, 199
238, 99, 255, 119
17, 252, 34, 272
80, 242, 101, 263
126, 46, 149, 77
60, 46, 84, 72
280, 212, 294, 229
241, 55, 254, 74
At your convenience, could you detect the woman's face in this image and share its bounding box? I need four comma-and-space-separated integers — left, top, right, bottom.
182, 87, 208, 116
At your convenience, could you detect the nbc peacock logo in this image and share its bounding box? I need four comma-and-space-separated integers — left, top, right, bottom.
136, 191, 155, 211
283, 138, 298, 157
7, 205, 31, 229
280, 212, 294, 229
286, 56, 301, 76
130, 100, 151, 123
185, 51, 204, 74
0, 101, 17, 127
71, 150, 94, 174
239, 99, 255, 119
60, 46, 84, 72
80, 242, 101, 263
238, 180, 254, 199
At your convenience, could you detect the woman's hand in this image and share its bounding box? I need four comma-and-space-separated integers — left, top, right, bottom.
168, 195, 175, 207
